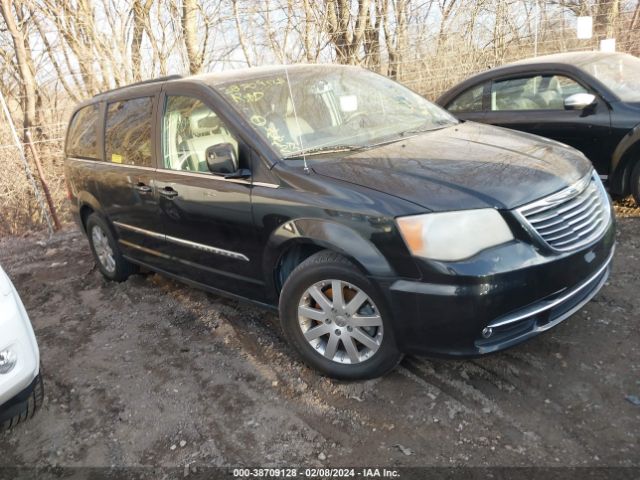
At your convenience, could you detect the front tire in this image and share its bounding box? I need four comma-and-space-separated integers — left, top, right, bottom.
279, 250, 402, 380
86, 214, 138, 282
0, 374, 44, 431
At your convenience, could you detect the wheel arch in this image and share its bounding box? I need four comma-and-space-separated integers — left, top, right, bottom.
264, 218, 396, 298
76, 191, 102, 233
610, 125, 640, 195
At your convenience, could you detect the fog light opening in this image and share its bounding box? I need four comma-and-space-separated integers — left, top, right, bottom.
481, 327, 493, 339
0, 348, 17, 374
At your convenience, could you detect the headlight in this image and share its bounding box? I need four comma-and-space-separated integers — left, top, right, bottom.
396, 209, 514, 261
0, 347, 17, 374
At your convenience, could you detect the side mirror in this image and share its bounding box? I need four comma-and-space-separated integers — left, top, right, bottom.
564, 93, 597, 111
206, 143, 237, 175
224, 168, 252, 180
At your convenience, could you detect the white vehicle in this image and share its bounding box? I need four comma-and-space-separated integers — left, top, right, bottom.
0, 265, 43, 430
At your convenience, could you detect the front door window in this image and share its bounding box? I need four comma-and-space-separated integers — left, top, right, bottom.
491, 75, 589, 111
162, 96, 239, 174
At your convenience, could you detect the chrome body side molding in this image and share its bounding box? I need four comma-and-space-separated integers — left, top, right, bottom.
113, 221, 250, 262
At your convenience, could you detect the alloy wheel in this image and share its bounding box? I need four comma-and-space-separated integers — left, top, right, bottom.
91, 225, 116, 273
298, 279, 383, 364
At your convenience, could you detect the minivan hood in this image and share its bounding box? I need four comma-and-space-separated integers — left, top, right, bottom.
312, 122, 592, 211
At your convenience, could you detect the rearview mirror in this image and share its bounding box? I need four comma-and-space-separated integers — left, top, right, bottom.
206, 143, 237, 175
564, 93, 596, 111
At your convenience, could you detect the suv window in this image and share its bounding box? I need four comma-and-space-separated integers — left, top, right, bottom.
491, 74, 589, 111
448, 84, 485, 112
67, 104, 100, 159
162, 95, 239, 173
105, 97, 153, 167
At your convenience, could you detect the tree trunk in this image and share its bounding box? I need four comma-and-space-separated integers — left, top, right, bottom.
182, 0, 202, 74
595, 0, 619, 39
324, 0, 372, 64
302, 0, 315, 62
131, 0, 153, 81
1, 0, 38, 142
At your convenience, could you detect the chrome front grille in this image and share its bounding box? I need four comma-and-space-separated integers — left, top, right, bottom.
516, 173, 611, 252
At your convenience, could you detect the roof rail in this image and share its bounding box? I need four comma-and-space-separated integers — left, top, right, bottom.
93, 75, 182, 97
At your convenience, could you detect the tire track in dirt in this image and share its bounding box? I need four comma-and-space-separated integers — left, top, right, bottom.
401, 352, 605, 464
200, 300, 376, 449
89, 253, 638, 466
130, 278, 332, 465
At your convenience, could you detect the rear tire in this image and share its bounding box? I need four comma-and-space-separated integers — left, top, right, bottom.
631, 161, 640, 206
0, 374, 44, 431
279, 250, 402, 380
86, 214, 138, 282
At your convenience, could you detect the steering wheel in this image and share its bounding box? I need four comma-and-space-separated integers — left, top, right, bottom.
177, 151, 198, 171
179, 156, 191, 171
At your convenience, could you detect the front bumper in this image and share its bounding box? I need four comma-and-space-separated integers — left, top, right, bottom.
0, 269, 40, 409
379, 219, 615, 357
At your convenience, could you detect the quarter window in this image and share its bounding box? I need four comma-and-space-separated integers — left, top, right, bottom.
162, 95, 239, 173
105, 97, 153, 167
491, 75, 589, 111
67, 104, 100, 159
447, 84, 485, 112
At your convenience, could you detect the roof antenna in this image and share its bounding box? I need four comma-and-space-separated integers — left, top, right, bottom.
283, 65, 310, 174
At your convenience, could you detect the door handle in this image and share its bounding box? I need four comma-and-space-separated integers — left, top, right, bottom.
160, 187, 179, 198
134, 183, 152, 193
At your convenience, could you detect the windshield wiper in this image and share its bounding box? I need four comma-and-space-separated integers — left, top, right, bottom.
399, 120, 453, 136
283, 144, 368, 159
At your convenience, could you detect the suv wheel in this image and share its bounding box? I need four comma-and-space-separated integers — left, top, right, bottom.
631, 161, 640, 206
86, 214, 138, 282
279, 250, 402, 380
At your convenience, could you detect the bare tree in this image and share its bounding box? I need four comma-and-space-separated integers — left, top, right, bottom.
323, 0, 373, 64
233, 0, 253, 66
0, 0, 38, 141
182, 0, 203, 74
381, 0, 408, 77
132, 0, 154, 81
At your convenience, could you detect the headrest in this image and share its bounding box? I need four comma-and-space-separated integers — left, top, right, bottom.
189, 107, 221, 135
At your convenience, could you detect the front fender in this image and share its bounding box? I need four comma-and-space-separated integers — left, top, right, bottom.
264, 218, 396, 282
75, 191, 103, 231
610, 123, 640, 194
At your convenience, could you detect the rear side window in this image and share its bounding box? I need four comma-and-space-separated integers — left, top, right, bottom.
67, 104, 100, 159
105, 97, 153, 167
447, 83, 485, 113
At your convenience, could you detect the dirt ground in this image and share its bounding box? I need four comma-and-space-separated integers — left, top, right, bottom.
0, 217, 639, 470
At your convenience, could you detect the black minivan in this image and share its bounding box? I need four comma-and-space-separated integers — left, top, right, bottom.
65, 65, 615, 379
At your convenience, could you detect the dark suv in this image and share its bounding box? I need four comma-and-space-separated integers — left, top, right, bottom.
65, 65, 615, 379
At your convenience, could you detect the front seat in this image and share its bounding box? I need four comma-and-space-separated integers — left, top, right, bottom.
180, 109, 238, 172
284, 98, 314, 144
537, 77, 563, 109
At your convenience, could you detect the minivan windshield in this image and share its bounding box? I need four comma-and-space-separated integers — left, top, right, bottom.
212, 65, 457, 158
578, 53, 640, 102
